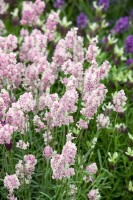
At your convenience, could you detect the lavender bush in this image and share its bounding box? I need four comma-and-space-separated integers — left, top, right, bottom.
0, 0, 133, 199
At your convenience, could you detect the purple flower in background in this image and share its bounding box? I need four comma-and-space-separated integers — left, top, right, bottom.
125, 35, 133, 54
98, 0, 110, 11
54, 0, 65, 9
112, 16, 129, 33
126, 59, 133, 66
77, 12, 88, 29
5, 140, 13, 151
103, 36, 108, 44
0, 120, 6, 126
130, 9, 133, 20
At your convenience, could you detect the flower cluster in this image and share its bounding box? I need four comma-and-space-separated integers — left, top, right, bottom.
51, 134, 77, 179
0, 124, 16, 144
17, 92, 35, 113
16, 140, 29, 150
4, 174, 20, 193
20, 29, 47, 62
54, 0, 65, 9
15, 154, 37, 184
98, 0, 110, 11
0, 89, 10, 118
85, 162, 98, 183
45, 12, 59, 41
43, 145, 53, 159
112, 16, 129, 33
69, 184, 77, 200
0, 34, 17, 52
45, 88, 78, 127
113, 90, 127, 113
86, 163, 98, 175
0, 3, 129, 199
6, 107, 25, 131
81, 60, 111, 119
125, 35, 133, 54
43, 131, 53, 145
86, 38, 99, 63
77, 12, 88, 29
96, 113, 110, 129
21, 0, 45, 25
88, 189, 101, 200
33, 115, 45, 132
0, 51, 23, 88
4, 174, 20, 200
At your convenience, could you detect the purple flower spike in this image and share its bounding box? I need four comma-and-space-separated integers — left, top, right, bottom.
112, 16, 129, 33
126, 59, 133, 66
125, 35, 133, 54
5, 140, 13, 151
98, 0, 110, 11
77, 12, 88, 29
54, 0, 65, 9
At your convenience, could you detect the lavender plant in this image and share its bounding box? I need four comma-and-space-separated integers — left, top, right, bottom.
0, 0, 133, 200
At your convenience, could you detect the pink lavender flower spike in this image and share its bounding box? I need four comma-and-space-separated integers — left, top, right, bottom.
51, 134, 77, 179
113, 90, 127, 113
88, 189, 101, 200
86, 163, 98, 175
21, 0, 45, 26
4, 174, 20, 191
43, 146, 53, 159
